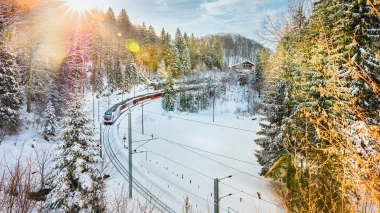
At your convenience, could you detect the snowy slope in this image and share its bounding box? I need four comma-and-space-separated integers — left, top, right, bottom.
103, 91, 284, 212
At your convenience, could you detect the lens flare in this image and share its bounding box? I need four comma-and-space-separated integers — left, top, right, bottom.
65, 0, 92, 12
126, 39, 140, 53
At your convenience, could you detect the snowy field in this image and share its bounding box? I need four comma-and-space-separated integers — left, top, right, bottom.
0, 84, 284, 213
100, 85, 284, 213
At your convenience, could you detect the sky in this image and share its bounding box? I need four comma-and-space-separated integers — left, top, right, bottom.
80, 0, 288, 44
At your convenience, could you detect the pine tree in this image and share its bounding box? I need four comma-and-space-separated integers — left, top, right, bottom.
117, 9, 133, 38
139, 22, 148, 45
42, 100, 57, 142
164, 43, 181, 77
188, 34, 199, 70
105, 7, 117, 34
251, 48, 269, 97
175, 28, 191, 75
148, 25, 157, 45
44, 88, 105, 213
162, 71, 175, 111
0, 42, 22, 134
211, 37, 224, 70
254, 80, 286, 176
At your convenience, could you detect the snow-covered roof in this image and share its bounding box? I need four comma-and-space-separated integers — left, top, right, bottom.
229, 60, 255, 68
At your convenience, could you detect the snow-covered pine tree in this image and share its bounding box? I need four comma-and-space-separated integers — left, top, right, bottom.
254, 80, 286, 176
305, 0, 380, 208
211, 37, 223, 70
139, 22, 148, 45
116, 9, 133, 39
0, 41, 22, 134
164, 43, 181, 78
251, 48, 270, 98
42, 100, 57, 142
44, 87, 105, 213
162, 71, 175, 111
175, 28, 191, 75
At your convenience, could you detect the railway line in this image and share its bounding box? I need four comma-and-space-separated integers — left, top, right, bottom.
102, 121, 176, 213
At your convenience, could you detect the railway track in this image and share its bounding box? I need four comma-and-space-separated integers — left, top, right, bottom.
102, 124, 176, 213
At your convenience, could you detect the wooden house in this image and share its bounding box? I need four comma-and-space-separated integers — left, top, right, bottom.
230, 60, 255, 73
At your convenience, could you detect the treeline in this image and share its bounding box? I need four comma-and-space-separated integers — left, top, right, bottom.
0, 0, 265, 137
255, 0, 380, 212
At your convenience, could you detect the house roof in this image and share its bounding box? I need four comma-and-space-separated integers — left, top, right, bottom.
229, 60, 255, 68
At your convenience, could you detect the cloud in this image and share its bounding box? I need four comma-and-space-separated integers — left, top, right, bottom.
193, 0, 285, 41
156, 0, 168, 8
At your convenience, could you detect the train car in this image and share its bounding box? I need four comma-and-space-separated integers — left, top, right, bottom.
103, 91, 164, 125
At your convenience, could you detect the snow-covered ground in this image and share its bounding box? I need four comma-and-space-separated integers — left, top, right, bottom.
98, 85, 284, 213
0, 83, 284, 213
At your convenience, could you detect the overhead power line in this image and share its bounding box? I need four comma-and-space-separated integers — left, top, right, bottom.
131, 128, 270, 183
220, 182, 284, 208
144, 110, 259, 133
142, 148, 283, 209
120, 127, 260, 166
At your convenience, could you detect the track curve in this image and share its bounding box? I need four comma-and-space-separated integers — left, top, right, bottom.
103, 123, 176, 213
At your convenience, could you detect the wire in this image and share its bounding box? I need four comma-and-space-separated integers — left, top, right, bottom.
219, 182, 283, 208
144, 110, 259, 133
154, 138, 260, 166
138, 151, 282, 211
143, 148, 214, 180
133, 133, 283, 209
139, 164, 215, 206
119, 126, 260, 166
131, 128, 270, 183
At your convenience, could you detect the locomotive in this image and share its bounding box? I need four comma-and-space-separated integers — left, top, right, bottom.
103, 91, 164, 125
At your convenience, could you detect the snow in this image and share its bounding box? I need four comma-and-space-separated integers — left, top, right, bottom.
0, 81, 283, 212
96, 85, 284, 212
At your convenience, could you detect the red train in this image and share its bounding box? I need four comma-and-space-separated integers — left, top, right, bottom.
103, 91, 164, 125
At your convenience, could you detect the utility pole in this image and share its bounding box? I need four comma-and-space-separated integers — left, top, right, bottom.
99, 123, 102, 158
141, 102, 144, 135
214, 175, 232, 213
213, 89, 215, 122
93, 93, 95, 126
128, 111, 132, 198
214, 179, 219, 213
98, 101, 100, 122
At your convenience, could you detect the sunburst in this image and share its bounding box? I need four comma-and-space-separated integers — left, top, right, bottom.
65, 0, 93, 12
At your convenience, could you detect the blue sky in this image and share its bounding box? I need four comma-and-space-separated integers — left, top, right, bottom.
88, 0, 287, 42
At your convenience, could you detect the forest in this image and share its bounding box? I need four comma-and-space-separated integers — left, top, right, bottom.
0, 0, 380, 212
254, 0, 380, 212
0, 0, 267, 212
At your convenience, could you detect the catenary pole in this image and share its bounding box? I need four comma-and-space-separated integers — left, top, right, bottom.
214, 178, 219, 213
99, 123, 102, 158
128, 111, 132, 198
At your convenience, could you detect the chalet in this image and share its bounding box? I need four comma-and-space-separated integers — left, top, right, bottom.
230, 60, 255, 74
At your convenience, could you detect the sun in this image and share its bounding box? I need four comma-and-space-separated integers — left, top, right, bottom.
65, 0, 93, 12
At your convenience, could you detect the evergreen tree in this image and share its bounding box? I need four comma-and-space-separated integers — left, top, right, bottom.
175, 28, 191, 75
117, 9, 133, 38
139, 22, 148, 45
42, 100, 57, 142
188, 34, 199, 70
55, 38, 86, 103
164, 43, 181, 77
105, 7, 117, 33
162, 71, 175, 111
148, 25, 157, 45
251, 48, 270, 97
254, 80, 286, 176
0, 42, 22, 134
211, 37, 224, 70
44, 88, 105, 213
